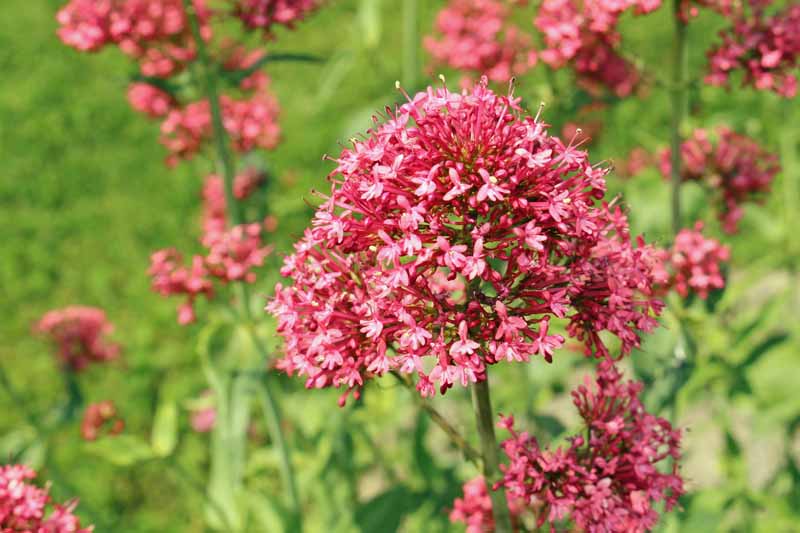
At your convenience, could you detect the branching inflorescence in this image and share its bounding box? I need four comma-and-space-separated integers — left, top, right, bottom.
268, 78, 665, 404
452, 363, 684, 532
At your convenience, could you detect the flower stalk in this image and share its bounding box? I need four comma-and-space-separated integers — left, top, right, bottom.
183, 2, 301, 530
669, 0, 689, 236
471, 377, 513, 533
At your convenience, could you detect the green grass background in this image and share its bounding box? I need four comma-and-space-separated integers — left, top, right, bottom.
1, 1, 799, 531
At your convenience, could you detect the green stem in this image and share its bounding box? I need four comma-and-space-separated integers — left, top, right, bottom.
183, 0, 241, 226
402, 0, 418, 89
471, 378, 512, 533
248, 326, 303, 533
669, 0, 689, 236
391, 371, 481, 464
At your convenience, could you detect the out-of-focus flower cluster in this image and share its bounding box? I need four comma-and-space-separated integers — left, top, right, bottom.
268, 78, 665, 404
449, 477, 523, 533
150, 170, 273, 324
234, 0, 320, 37
56, 0, 212, 77
159, 90, 281, 166
81, 400, 125, 441
35, 306, 120, 371
706, 2, 800, 97
453, 363, 684, 532
535, 0, 660, 96
0, 464, 93, 532
424, 0, 537, 83
659, 222, 730, 299
659, 127, 779, 233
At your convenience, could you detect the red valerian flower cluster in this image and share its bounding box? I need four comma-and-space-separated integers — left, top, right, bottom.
0, 464, 93, 532
150, 221, 273, 324
81, 400, 125, 441
706, 2, 800, 98
424, 0, 537, 83
202, 170, 266, 235
35, 306, 120, 371
159, 90, 281, 166
449, 477, 524, 533
451, 363, 682, 532
267, 78, 665, 403
535, 0, 661, 96
56, 0, 212, 78
234, 0, 320, 37
661, 222, 730, 299
659, 127, 779, 233
127, 82, 175, 118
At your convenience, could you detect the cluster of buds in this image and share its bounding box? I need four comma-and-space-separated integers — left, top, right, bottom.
0, 464, 92, 532
452, 363, 684, 532
268, 79, 665, 404
81, 400, 125, 441
706, 2, 800, 97
35, 306, 120, 371
56, 0, 212, 77
659, 127, 779, 233
424, 0, 537, 83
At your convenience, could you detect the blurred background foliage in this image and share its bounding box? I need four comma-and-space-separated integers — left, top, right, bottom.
1, 0, 799, 531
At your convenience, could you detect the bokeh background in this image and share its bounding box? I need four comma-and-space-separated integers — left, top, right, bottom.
1, 1, 799, 531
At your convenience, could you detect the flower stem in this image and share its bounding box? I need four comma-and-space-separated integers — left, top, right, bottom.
669, 0, 688, 236
391, 371, 481, 464
471, 377, 513, 533
182, 0, 241, 226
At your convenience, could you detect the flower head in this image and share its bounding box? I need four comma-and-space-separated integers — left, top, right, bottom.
0, 464, 93, 532
659, 127, 779, 233
424, 0, 537, 82
35, 306, 120, 371
663, 222, 730, 299
234, 0, 320, 36
268, 78, 664, 403
495, 362, 684, 532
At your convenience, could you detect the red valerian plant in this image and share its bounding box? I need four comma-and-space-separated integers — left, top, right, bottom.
661, 222, 730, 299
81, 400, 125, 441
424, 0, 537, 83
706, 2, 800, 98
267, 78, 665, 403
35, 306, 120, 371
449, 476, 524, 533
0, 464, 93, 532
452, 362, 684, 532
659, 127, 779, 233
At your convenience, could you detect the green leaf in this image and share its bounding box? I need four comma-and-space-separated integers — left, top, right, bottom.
85, 435, 156, 466
355, 486, 422, 533
151, 400, 178, 457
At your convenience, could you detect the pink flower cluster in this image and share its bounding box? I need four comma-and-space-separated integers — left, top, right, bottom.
35, 306, 120, 371
706, 3, 800, 97
449, 477, 523, 533
535, 0, 661, 96
0, 464, 92, 532
268, 78, 665, 404
81, 400, 125, 441
234, 0, 320, 36
127, 82, 175, 118
662, 222, 730, 299
659, 127, 779, 233
454, 362, 682, 532
150, 222, 273, 324
56, 0, 212, 77
424, 0, 537, 82
202, 170, 266, 235
159, 91, 281, 166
